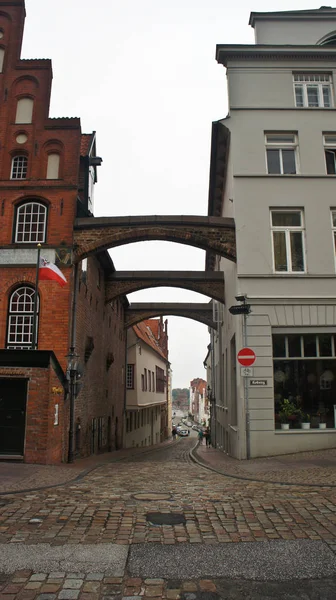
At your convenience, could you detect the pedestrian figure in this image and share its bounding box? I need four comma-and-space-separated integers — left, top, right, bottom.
205, 429, 211, 447
172, 427, 177, 440
198, 429, 204, 445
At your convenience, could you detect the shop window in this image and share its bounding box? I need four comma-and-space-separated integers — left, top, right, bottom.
7, 286, 39, 349
273, 333, 336, 429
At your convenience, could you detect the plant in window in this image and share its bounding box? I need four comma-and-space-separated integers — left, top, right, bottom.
299, 411, 311, 429
279, 398, 298, 429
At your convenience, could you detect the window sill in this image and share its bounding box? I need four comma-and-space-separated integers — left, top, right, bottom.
235, 174, 336, 178
275, 429, 336, 434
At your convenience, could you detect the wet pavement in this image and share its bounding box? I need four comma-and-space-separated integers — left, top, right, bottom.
1, 436, 336, 598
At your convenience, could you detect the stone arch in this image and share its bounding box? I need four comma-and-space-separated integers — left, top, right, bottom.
74, 216, 236, 263
105, 272, 225, 304
317, 30, 336, 46
125, 303, 216, 329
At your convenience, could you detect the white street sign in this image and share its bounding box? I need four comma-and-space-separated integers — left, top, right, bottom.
240, 367, 254, 377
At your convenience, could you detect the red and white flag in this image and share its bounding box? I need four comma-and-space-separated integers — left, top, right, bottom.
39, 257, 67, 287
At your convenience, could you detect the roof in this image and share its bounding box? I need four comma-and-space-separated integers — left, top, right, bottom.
249, 7, 336, 27
80, 133, 95, 157
133, 320, 167, 361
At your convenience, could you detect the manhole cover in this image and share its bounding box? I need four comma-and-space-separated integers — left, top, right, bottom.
146, 512, 186, 525
133, 492, 172, 501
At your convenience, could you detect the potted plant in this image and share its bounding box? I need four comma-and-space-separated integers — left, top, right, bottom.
300, 412, 311, 430
317, 408, 327, 429
279, 398, 297, 430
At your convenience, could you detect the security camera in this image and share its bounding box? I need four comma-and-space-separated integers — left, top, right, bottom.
235, 295, 247, 302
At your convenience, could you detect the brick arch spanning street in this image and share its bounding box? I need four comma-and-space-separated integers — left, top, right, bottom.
125, 303, 217, 329
73, 215, 236, 262
105, 271, 225, 304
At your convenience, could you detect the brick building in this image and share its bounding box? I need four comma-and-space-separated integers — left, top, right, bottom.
0, 0, 126, 463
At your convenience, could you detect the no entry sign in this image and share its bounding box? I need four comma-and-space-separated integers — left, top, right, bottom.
237, 347, 256, 367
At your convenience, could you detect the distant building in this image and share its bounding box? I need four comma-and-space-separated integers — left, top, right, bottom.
125, 318, 169, 448
189, 378, 208, 424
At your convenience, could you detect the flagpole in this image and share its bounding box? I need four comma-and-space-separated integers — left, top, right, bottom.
31, 243, 41, 350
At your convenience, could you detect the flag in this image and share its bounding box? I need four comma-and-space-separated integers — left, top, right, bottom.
39, 257, 67, 287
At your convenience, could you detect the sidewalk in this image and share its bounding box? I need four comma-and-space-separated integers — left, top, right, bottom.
0, 438, 176, 495
192, 441, 336, 486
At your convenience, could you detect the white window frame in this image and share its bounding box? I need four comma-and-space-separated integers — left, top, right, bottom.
293, 73, 333, 108
265, 133, 298, 175
270, 209, 306, 274
324, 134, 336, 174
15, 201, 47, 243
7, 286, 39, 349
331, 210, 336, 269
11, 155, 28, 179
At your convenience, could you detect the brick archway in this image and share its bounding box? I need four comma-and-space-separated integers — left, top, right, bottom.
105, 271, 225, 304
74, 215, 235, 262
125, 303, 217, 329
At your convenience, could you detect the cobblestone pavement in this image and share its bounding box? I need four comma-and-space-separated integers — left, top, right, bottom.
2, 437, 336, 598
193, 443, 336, 486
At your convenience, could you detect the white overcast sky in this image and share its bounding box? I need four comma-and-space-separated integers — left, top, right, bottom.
23, 0, 323, 388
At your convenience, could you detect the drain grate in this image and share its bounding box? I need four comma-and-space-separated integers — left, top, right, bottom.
146, 512, 186, 525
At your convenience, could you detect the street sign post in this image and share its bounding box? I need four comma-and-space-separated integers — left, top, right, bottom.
237, 347, 256, 367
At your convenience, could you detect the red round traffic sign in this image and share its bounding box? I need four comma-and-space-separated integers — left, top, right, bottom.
237, 347, 256, 367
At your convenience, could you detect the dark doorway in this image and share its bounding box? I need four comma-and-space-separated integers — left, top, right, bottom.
0, 378, 27, 455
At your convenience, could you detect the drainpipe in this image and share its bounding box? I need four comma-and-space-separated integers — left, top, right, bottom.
67, 263, 79, 464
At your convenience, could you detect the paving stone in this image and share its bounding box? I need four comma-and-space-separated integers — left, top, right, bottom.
64, 580, 84, 590
85, 573, 104, 581
58, 591, 80, 600
30, 574, 48, 582
36, 595, 57, 600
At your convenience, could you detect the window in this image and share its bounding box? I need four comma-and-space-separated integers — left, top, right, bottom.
271, 210, 305, 273
293, 73, 333, 108
332, 211, 336, 259
152, 371, 155, 392
156, 366, 165, 393
144, 368, 147, 391
148, 370, 151, 392
265, 133, 297, 174
15, 98, 34, 124
15, 202, 47, 243
11, 156, 27, 179
126, 364, 134, 389
7, 286, 38, 349
46, 153, 60, 179
273, 333, 336, 429
324, 134, 336, 174
141, 374, 145, 392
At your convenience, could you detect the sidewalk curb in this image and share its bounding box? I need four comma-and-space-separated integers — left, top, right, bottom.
189, 442, 336, 489
0, 438, 181, 497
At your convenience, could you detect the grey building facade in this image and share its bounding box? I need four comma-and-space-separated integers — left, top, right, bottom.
209, 7, 336, 458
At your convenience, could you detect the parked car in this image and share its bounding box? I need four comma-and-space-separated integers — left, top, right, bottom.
192, 424, 199, 431
177, 428, 189, 437
186, 421, 192, 427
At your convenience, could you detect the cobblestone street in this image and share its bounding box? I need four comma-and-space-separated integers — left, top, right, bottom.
1, 437, 336, 598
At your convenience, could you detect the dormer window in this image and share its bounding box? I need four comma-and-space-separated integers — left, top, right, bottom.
293, 73, 333, 108
11, 155, 28, 179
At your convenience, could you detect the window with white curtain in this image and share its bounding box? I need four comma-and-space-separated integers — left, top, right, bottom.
15, 98, 34, 124
271, 210, 305, 273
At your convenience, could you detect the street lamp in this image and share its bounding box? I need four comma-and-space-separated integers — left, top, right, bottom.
66, 348, 79, 463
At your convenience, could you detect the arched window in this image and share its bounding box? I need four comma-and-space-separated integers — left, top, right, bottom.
7, 286, 39, 349
11, 155, 28, 179
15, 201, 47, 243
15, 98, 34, 124
46, 153, 60, 179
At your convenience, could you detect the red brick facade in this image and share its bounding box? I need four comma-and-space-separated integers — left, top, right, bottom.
0, 0, 126, 463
